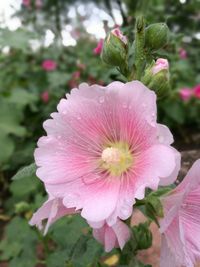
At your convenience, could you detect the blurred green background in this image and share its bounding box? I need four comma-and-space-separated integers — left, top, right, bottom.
0, 0, 200, 266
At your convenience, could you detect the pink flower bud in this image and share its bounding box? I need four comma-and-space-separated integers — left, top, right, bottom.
22, 0, 31, 7
111, 28, 127, 44
41, 91, 49, 103
179, 48, 187, 59
179, 88, 193, 101
42, 60, 57, 71
93, 39, 104, 55
193, 84, 200, 99
152, 58, 169, 75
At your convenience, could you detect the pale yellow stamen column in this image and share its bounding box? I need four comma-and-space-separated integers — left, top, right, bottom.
101, 143, 133, 176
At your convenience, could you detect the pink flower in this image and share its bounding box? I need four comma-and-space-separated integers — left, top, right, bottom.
29, 197, 77, 234
179, 88, 193, 101
42, 59, 57, 71
111, 28, 127, 44
41, 91, 49, 103
152, 58, 169, 75
22, 0, 30, 7
193, 84, 200, 99
160, 159, 200, 267
34, 81, 180, 226
92, 220, 131, 252
93, 39, 103, 55
179, 48, 187, 59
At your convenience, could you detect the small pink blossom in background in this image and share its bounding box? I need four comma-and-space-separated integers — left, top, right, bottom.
92, 220, 131, 252
22, 0, 30, 7
32, 80, 180, 229
76, 61, 86, 70
111, 28, 127, 44
72, 71, 81, 80
179, 47, 187, 59
179, 88, 193, 101
193, 84, 200, 99
42, 59, 57, 71
93, 39, 103, 55
35, 0, 42, 8
41, 91, 49, 103
160, 159, 200, 267
152, 58, 169, 75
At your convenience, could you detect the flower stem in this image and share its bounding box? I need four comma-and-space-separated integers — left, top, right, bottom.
134, 16, 146, 80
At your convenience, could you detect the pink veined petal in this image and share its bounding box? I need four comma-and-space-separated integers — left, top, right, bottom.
175, 159, 200, 195
112, 220, 131, 249
160, 235, 178, 267
29, 197, 76, 234
81, 179, 120, 222
135, 144, 176, 192
159, 148, 181, 186
157, 123, 174, 145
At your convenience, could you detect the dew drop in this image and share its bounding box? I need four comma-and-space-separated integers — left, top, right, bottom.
99, 96, 105, 103
122, 102, 127, 109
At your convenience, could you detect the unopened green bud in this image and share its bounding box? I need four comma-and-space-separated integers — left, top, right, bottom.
101, 28, 128, 68
132, 222, 152, 250
142, 58, 170, 98
15, 201, 30, 214
145, 23, 169, 51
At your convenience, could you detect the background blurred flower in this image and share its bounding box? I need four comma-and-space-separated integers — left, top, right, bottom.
179, 47, 187, 59
42, 59, 57, 71
93, 39, 104, 55
193, 84, 200, 99
22, 0, 30, 7
41, 91, 49, 103
179, 88, 193, 101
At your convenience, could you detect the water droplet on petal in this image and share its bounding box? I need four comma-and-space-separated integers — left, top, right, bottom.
62, 110, 67, 115
99, 96, 105, 103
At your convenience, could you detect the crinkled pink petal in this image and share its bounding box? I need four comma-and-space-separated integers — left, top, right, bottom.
160, 160, 200, 266
29, 197, 76, 234
93, 220, 131, 252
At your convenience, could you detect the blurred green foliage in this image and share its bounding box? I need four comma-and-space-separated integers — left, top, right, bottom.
0, 0, 200, 266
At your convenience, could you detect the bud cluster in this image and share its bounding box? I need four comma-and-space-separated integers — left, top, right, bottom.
101, 20, 171, 98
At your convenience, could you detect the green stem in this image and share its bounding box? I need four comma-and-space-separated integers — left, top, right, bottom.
134, 16, 146, 80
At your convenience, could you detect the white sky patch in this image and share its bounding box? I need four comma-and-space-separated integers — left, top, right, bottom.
0, 1, 122, 45
0, 0, 21, 30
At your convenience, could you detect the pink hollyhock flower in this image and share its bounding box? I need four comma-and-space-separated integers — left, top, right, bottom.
179, 88, 193, 101
22, 0, 30, 7
93, 39, 104, 55
152, 58, 169, 75
160, 159, 200, 267
179, 48, 187, 59
30, 197, 76, 234
92, 220, 131, 252
42, 59, 57, 71
41, 91, 49, 103
193, 84, 200, 99
111, 28, 127, 44
34, 81, 180, 226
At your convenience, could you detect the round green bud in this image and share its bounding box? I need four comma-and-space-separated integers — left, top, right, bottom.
101, 30, 128, 68
145, 23, 169, 51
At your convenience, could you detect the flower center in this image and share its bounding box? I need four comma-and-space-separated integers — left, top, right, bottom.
101, 142, 133, 176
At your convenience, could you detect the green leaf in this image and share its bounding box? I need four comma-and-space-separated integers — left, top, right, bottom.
12, 163, 36, 180
0, 134, 15, 164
